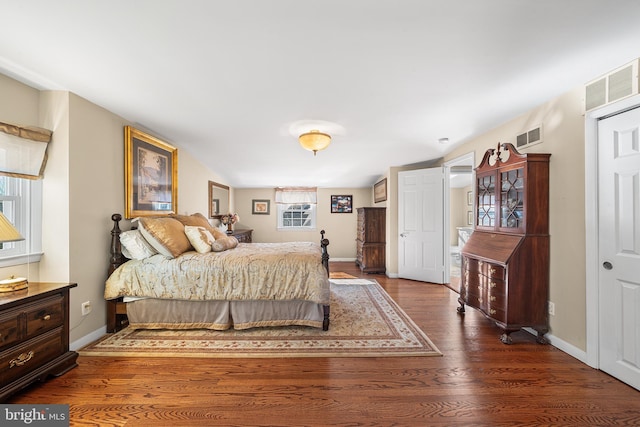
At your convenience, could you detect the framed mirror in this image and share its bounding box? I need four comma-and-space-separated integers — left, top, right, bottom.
208, 180, 230, 219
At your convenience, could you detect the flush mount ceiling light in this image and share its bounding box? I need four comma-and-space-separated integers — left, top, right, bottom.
438, 137, 450, 144
299, 129, 331, 156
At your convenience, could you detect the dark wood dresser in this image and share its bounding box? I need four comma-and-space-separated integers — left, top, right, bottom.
230, 229, 253, 243
0, 282, 78, 401
356, 207, 386, 273
458, 143, 550, 344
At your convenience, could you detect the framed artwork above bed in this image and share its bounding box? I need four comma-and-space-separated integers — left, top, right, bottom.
125, 126, 178, 219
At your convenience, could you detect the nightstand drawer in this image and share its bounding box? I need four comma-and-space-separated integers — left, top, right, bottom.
0, 327, 65, 386
25, 295, 64, 339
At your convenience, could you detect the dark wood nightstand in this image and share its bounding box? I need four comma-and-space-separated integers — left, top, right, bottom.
230, 229, 253, 243
0, 282, 78, 401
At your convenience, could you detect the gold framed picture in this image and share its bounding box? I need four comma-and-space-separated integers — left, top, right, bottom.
124, 126, 178, 218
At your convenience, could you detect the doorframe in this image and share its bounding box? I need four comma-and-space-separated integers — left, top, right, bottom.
584, 93, 640, 369
443, 152, 476, 285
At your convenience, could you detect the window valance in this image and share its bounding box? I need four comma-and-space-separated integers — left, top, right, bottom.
0, 122, 52, 180
275, 187, 317, 204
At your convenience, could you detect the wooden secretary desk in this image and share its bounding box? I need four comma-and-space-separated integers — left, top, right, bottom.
457, 143, 550, 344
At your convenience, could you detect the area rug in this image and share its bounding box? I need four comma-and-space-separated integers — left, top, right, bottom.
80, 281, 441, 358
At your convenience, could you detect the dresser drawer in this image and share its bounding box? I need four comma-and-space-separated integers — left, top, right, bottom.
24, 295, 64, 339
0, 314, 19, 349
0, 327, 65, 386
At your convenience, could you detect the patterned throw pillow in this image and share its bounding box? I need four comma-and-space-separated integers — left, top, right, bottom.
184, 225, 215, 254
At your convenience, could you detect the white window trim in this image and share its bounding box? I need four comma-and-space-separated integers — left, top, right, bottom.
0, 177, 43, 267
276, 203, 317, 231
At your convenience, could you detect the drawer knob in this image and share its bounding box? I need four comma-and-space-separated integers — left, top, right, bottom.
490, 296, 496, 301
490, 281, 497, 288
43, 314, 51, 321
490, 309, 497, 315
10, 350, 34, 368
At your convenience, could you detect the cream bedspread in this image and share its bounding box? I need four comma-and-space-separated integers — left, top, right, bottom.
105, 242, 330, 304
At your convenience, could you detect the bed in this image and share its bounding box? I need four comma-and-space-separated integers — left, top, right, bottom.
105, 213, 330, 332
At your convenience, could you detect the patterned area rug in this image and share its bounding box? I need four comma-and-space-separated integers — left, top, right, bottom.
81, 281, 441, 358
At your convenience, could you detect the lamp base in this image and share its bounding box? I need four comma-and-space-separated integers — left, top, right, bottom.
0, 276, 28, 293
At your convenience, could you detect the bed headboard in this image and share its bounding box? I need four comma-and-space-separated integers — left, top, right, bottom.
108, 213, 330, 275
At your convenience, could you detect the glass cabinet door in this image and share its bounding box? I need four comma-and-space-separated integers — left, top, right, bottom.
500, 167, 524, 229
476, 174, 495, 227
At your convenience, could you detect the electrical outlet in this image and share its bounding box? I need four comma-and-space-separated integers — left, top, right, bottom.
548, 301, 555, 316
81, 301, 92, 316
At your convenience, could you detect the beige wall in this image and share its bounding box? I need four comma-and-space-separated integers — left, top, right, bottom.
0, 73, 231, 344
234, 187, 373, 260
443, 86, 587, 350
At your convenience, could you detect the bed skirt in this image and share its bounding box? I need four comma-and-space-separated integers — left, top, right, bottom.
125, 298, 325, 330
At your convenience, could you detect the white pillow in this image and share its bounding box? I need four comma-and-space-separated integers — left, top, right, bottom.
184, 225, 215, 254
120, 230, 158, 260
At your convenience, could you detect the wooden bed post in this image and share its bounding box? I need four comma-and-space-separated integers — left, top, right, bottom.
109, 213, 124, 276
320, 229, 330, 275
107, 213, 128, 332
320, 230, 330, 331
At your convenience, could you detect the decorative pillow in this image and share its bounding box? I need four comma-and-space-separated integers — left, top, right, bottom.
184, 226, 215, 254
211, 227, 227, 240
119, 229, 158, 260
170, 213, 214, 232
211, 235, 239, 252
138, 217, 192, 258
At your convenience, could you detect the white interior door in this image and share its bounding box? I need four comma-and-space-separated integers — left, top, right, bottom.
398, 167, 445, 283
598, 106, 640, 390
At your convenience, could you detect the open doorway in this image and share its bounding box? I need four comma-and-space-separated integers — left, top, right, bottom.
444, 153, 475, 291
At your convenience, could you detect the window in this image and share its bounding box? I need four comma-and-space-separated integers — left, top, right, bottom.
277, 203, 316, 230
275, 187, 317, 231
0, 176, 42, 266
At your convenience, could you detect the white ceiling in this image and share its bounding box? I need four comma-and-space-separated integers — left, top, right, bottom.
1, 0, 639, 188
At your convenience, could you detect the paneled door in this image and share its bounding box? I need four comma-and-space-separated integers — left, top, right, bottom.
398, 167, 445, 283
598, 106, 640, 390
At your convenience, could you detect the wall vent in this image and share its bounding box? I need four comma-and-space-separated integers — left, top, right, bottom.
585, 59, 639, 112
516, 125, 543, 149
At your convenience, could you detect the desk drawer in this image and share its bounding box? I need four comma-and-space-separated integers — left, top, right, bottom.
0, 327, 64, 386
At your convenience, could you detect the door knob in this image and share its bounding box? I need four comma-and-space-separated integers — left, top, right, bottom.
603, 261, 613, 270
400, 233, 407, 237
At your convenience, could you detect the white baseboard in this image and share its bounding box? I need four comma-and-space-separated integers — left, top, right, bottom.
329, 258, 356, 262
523, 327, 587, 364
71, 326, 106, 351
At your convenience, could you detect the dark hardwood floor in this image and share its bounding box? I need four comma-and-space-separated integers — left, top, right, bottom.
8, 261, 640, 426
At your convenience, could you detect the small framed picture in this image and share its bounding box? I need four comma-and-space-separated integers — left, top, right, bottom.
467, 211, 473, 225
252, 199, 270, 215
331, 195, 353, 213
211, 199, 220, 216
374, 178, 387, 203
467, 191, 473, 206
